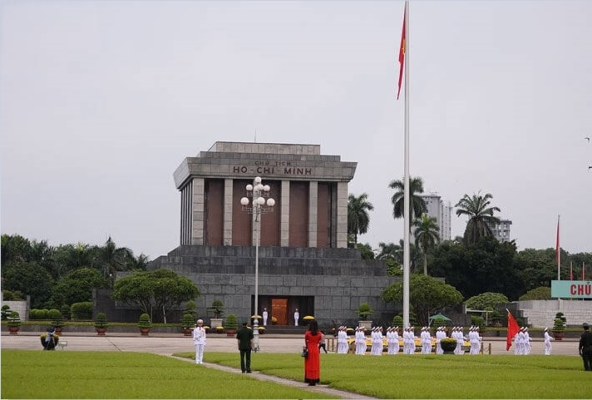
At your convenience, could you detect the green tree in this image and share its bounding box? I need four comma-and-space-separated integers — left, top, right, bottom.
355, 242, 375, 260
376, 240, 420, 274
430, 236, 525, 300
51, 267, 107, 307
2, 261, 53, 308
455, 192, 501, 246
519, 286, 552, 301
413, 213, 440, 276
347, 193, 374, 247
464, 292, 509, 310
98, 236, 133, 286
381, 274, 463, 326
388, 176, 427, 222
1, 234, 33, 264
111, 269, 200, 323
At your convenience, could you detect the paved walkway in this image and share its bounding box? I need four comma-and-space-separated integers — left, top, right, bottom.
2, 333, 581, 399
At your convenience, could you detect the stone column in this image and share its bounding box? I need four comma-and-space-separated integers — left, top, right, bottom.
223, 179, 233, 246
281, 180, 290, 247
192, 178, 205, 245
308, 181, 318, 247
336, 181, 348, 248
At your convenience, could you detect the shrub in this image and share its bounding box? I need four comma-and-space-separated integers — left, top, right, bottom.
138, 313, 151, 329
471, 315, 485, 330
208, 300, 224, 318
60, 304, 71, 320
29, 309, 49, 320
7, 312, 21, 327
392, 315, 403, 327
357, 302, 374, 321
71, 302, 93, 320
48, 309, 62, 320
1, 305, 11, 320
184, 300, 197, 320
94, 312, 108, 329
519, 286, 551, 301
225, 314, 238, 330
182, 313, 195, 329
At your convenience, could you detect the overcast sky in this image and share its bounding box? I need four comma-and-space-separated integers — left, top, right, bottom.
1, 1, 591, 260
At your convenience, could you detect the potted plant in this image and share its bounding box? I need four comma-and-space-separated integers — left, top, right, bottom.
138, 313, 152, 336
552, 314, 565, 340
7, 311, 21, 334
357, 302, 373, 329
224, 313, 238, 337
182, 313, 195, 336
94, 312, 108, 336
440, 337, 457, 354
207, 300, 224, 329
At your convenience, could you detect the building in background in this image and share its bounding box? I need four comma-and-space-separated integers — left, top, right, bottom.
488, 219, 513, 243
416, 193, 452, 242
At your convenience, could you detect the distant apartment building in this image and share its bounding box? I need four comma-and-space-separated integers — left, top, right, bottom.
415, 193, 452, 242
488, 219, 513, 243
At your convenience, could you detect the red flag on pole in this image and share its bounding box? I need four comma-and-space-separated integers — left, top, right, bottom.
570, 263, 573, 281
396, 5, 406, 100
506, 310, 520, 351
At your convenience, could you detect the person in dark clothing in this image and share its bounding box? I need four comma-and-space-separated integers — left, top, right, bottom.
236, 322, 254, 373
44, 327, 56, 351
579, 323, 592, 371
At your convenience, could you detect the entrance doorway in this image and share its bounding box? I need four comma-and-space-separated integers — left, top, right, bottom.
271, 298, 288, 325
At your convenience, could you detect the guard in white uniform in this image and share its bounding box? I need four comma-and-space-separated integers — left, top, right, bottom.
193, 319, 207, 364
543, 327, 553, 355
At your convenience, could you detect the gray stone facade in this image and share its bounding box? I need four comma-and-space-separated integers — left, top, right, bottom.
148, 246, 399, 327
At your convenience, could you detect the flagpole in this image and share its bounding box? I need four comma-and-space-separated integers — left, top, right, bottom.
556, 215, 561, 281
402, 0, 411, 329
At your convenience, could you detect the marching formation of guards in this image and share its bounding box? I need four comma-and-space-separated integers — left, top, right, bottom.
332, 325, 480, 355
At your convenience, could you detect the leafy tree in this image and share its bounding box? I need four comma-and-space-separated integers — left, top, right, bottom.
347, 193, 374, 246
111, 269, 200, 323
388, 176, 427, 222
381, 274, 463, 326
464, 292, 509, 310
98, 237, 133, 285
51, 267, 107, 307
1, 261, 53, 308
430, 236, 525, 300
377, 240, 420, 274
413, 213, 440, 276
355, 243, 375, 260
455, 192, 501, 246
519, 286, 552, 301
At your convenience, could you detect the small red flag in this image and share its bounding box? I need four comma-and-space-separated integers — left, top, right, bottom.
506, 310, 520, 351
396, 5, 406, 100
570, 264, 573, 281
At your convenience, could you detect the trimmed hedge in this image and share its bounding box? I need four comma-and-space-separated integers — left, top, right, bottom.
71, 302, 93, 320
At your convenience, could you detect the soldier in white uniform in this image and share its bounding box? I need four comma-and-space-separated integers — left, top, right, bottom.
355, 326, 366, 355
192, 319, 207, 364
393, 327, 401, 354
337, 326, 348, 354
524, 327, 532, 355
543, 327, 553, 355
373, 327, 384, 356
262, 308, 268, 326
420, 327, 430, 354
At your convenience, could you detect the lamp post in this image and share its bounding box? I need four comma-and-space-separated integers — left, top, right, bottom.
240, 176, 275, 352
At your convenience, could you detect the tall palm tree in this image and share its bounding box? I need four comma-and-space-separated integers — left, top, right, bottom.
347, 193, 374, 246
389, 176, 427, 222
455, 192, 501, 246
413, 213, 440, 276
376, 242, 402, 261
99, 236, 133, 286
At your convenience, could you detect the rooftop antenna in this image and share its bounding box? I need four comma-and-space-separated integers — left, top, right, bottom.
254, 127, 257, 143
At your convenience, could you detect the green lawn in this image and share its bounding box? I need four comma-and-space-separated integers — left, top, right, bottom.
0, 350, 335, 399
175, 351, 592, 399
3, 349, 591, 399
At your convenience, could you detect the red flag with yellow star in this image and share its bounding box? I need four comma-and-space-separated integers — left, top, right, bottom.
397, 6, 406, 100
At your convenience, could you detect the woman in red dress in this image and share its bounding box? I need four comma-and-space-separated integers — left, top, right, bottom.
304, 319, 321, 386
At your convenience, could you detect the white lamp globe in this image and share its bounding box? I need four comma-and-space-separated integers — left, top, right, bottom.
254, 176, 262, 184
246, 184, 253, 191
256, 197, 266, 205
240, 197, 249, 206
266, 198, 275, 207
263, 185, 270, 192
255, 184, 264, 192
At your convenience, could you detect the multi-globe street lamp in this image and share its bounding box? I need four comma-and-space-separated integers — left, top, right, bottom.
240, 176, 275, 351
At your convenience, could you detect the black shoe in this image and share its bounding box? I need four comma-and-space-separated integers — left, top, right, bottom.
246, 370, 252, 373
242, 371, 245, 373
